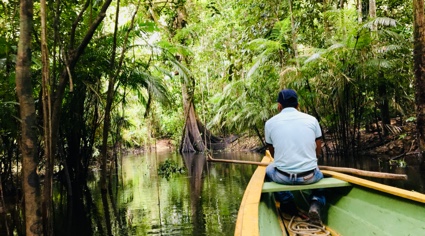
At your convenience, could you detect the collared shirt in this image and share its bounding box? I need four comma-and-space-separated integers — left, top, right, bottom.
265, 107, 322, 173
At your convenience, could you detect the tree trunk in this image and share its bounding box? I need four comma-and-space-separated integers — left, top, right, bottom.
413, 0, 425, 155
49, 0, 113, 189
15, 0, 42, 234
378, 81, 390, 136
172, 4, 235, 153
40, 0, 54, 234
100, 0, 140, 190
180, 84, 206, 152
288, 0, 299, 66
369, 0, 377, 31
100, 0, 120, 192
357, 0, 362, 23
0, 174, 10, 235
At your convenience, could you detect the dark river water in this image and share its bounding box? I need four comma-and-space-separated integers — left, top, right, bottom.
50, 151, 424, 236
54, 151, 261, 236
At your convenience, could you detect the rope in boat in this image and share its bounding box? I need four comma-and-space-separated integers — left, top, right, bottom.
287, 190, 330, 235
287, 216, 330, 236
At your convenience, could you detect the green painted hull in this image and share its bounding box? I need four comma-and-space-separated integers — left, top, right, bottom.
234, 153, 425, 236
325, 185, 425, 235
259, 184, 425, 236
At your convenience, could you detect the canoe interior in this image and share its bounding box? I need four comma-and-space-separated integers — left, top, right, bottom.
260, 184, 425, 236
289, 184, 425, 236
236, 151, 425, 236
258, 192, 286, 236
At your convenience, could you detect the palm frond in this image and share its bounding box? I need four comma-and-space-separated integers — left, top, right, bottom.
304, 52, 322, 64
362, 17, 397, 30
366, 58, 393, 69
375, 44, 402, 54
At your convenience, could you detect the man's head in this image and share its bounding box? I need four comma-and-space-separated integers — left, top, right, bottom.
277, 89, 298, 110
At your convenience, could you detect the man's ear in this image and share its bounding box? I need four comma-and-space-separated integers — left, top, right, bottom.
277, 103, 283, 111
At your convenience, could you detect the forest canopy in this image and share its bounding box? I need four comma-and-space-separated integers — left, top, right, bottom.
4, 0, 425, 235
0, 0, 417, 157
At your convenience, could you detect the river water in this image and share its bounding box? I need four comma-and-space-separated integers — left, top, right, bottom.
51, 151, 424, 236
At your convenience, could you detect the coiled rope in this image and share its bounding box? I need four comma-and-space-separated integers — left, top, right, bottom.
287, 216, 330, 236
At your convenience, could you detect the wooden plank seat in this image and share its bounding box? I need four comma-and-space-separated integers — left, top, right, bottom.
262, 177, 351, 193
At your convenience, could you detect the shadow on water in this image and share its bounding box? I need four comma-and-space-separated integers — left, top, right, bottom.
51, 151, 261, 236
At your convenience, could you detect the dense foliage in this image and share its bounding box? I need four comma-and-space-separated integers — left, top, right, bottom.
0, 0, 423, 234
0, 0, 419, 174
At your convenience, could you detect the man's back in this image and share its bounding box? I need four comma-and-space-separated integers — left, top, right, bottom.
265, 107, 321, 173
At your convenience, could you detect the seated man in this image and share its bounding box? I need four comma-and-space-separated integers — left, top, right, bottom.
264, 89, 325, 226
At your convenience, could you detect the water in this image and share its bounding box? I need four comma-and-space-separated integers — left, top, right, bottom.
54, 151, 262, 236
323, 155, 425, 194
49, 151, 424, 236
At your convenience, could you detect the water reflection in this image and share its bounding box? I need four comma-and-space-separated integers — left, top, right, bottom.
54, 151, 261, 236
52, 151, 424, 236
323, 156, 425, 193
182, 153, 206, 235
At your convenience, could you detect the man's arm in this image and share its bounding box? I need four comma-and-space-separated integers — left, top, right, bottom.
315, 137, 322, 158
267, 143, 274, 157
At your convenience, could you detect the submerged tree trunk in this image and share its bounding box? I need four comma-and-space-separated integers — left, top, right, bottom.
180, 92, 205, 152
413, 0, 425, 156
15, 0, 42, 234
173, 4, 235, 153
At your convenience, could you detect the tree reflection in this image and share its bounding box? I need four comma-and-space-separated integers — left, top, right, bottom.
39, 152, 259, 235
182, 153, 207, 236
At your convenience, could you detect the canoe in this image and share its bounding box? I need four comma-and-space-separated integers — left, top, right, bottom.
234, 151, 425, 236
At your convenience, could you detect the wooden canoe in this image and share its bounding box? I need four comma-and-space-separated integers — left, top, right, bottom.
234, 151, 425, 236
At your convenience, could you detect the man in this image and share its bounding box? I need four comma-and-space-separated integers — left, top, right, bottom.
264, 88, 325, 226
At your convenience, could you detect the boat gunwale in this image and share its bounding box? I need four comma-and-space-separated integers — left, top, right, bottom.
321, 170, 425, 204
234, 154, 272, 236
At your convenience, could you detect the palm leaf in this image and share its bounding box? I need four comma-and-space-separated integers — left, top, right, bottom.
362, 17, 397, 30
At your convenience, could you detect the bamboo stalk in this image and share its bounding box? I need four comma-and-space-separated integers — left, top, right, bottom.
206, 156, 407, 180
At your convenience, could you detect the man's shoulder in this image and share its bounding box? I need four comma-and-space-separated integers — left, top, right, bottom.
266, 113, 283, 124
298, 111, 318, 121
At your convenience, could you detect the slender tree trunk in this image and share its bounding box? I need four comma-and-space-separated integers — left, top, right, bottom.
15, 0, 42, 234
100, 0, 140, 190
369, 0, 377, 31
413, 0, 425, 155
369, 0, 389, 135
101, 0, 120, 192
40, 0, 54, 234
0, 174, 10, 235
339, 0, 345, 8
49, 0, 113, 187
357, 0, 362, 23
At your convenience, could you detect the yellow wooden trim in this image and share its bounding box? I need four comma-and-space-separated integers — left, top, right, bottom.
234, 154, 272, 236
321, 170, 425, 204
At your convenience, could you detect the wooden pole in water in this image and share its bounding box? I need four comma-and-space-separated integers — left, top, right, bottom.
206, 156, 408, 180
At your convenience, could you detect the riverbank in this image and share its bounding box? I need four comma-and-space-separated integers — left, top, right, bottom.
149, 121, 423, 167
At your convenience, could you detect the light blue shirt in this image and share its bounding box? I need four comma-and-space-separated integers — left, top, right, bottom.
265, 108, 322, 173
